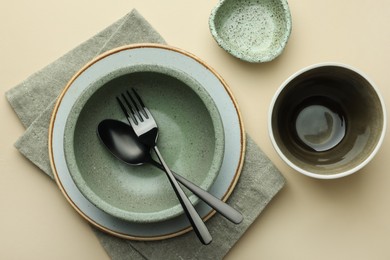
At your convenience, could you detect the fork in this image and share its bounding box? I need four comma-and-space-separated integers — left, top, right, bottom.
117, 89, 212, 245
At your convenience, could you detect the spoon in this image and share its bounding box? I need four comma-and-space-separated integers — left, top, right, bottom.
97, 119, 243, 224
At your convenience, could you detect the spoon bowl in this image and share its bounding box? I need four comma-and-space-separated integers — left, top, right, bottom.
97, 119, 150, 165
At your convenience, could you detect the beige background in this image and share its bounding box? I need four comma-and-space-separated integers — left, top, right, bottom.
1, 0, 390, 259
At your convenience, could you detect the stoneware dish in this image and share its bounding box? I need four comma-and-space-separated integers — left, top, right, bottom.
209, 0, 292, 63
269, 63, 386, 179
49, 44, 245, 240
62, 46, 225, 223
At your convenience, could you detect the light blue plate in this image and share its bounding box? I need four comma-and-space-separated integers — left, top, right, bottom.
49, 44, 245, 240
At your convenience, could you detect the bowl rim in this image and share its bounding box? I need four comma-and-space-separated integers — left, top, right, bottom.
268, 62, 387, 179
61, 45, 226, 222
208, 0, 292, 63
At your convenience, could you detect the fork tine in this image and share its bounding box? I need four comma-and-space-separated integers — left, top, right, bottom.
121, 93, 137, 119
131, 88, 145, 107
125, 90, 145, 122
131, 88, 149, 119
116, 97, 129, 117
121, 93, 135, 115
117, 94, 138, 125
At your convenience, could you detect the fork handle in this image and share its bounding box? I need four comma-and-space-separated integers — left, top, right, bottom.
153, 146, 212, 245
150, 160, 243, 224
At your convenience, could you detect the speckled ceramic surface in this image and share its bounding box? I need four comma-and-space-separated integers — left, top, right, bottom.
50, 44, 245, 239
62, 46, 225, 223
269, 63, 387, 179
209, 0, 292, 63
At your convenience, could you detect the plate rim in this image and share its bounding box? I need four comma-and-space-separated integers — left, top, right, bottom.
48, 43, 246, 240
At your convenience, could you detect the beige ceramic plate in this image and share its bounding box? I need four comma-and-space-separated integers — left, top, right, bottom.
49, 44, 245, 240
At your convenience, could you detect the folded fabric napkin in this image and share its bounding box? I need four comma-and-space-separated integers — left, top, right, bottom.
6, 9, 285, 259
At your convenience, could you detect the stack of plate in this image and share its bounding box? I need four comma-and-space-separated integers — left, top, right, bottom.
49, 44, 245, 240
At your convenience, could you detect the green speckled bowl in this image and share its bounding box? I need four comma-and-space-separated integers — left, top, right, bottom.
63, 45, 224, 223
209, 0, 292, 63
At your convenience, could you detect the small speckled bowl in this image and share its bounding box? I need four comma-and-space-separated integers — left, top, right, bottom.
209, 0, 292, 63
63, 45, 225, 223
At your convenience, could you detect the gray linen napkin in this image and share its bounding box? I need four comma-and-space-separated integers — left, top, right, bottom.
5, 9, 285, 260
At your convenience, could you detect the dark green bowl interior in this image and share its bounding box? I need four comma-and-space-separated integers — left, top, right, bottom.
271, 65, 384, 175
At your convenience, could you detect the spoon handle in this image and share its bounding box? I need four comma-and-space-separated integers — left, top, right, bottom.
150, 160, 243, 224
153, 146, 212, 245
